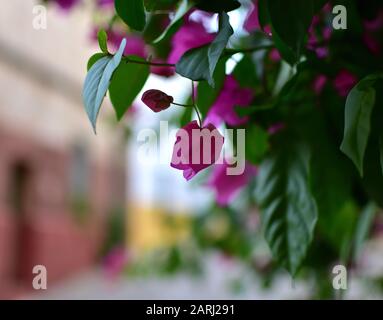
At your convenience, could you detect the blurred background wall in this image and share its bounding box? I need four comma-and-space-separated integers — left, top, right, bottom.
0, 0, 126, 298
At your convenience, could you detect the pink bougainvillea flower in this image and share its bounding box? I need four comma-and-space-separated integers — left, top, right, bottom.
313, 74, 328, 95
333, 70, 358, 97
102, 247, 128, 279
168, 19, 215, 64
268, 122, 285, 135
97, 0, 114, 8
171, 121, 224, 181
110, 33, 147, 57
364, 10, 383, 32
204, 76, 254, 127
141, 90, 174, 112
207, 161, 257, 206
244, 1, 260, 32
54, 0, 80, 10
363, 34, 381, 56
269, 48, 281, 62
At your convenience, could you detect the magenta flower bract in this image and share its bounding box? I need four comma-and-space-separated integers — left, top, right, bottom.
168, 19, 215, 64
103, 247, 128, 279
364, 10, 383, 32
97, 0, 114, 8
333, 70, 358, 97
244, 1, 260, 32
204, 76, 254, 127
54, 0, 80, 10
141, 90, 174, 112
313, 74, 328, 95
171, 121, 224, 181
207, 162, 257, 206
110, 32, 147, 57
363, 34, 381, 55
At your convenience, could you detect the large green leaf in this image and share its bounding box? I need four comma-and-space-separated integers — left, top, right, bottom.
144, 0, 177, 11
195, 0, 240, 13
266, 0, 322, 64
153, 0, 192, 44
196, 59, 226, 117
82, 39, 126, 133
176, 12, 233, 86
352, 203, 376, 262
340, 77, 377, 176
115, 0, 146, 31
255, 141, 318, 275
245, 125, 269, 165
87, 52, 107, 71
109, 55, 150, 120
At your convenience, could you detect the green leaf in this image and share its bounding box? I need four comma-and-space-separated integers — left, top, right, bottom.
87, 52, 108, 71
144, 0, 178, 11
153, 0, 192, 44
233, 55, 258, 88
115, 0, 146, 32
234, 104, 274, 117
245, 125, 269, 165
196, 59, 226, 117
255, 141, 318, 275
98, 29, 108, 53
352, 203, 376, 262
380, 137, 383, 175
109, 55, 150, 120
340, 81, 376, 176
176, 12, 233, 86
302, 112, 356, 257
266, 0, 319, 64
257, 0, 270, 30
82, 39, 126, 133
195, 0, 241, 13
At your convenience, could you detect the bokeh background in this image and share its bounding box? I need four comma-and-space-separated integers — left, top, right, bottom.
0, 0, 383, 299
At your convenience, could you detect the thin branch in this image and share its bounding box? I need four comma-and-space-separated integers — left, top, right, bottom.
123, 57, 175, 67
171, 102, 194, 107
191, 80, 203, 127
224, 44, 274, 55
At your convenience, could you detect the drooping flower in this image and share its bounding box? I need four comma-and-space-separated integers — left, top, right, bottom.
207, 161, 257, 206
168, 19, 215, 64
204, 76, 254, 127
171, 121, 224, 181
141, 90, 174, 112
333, 70, 358, 97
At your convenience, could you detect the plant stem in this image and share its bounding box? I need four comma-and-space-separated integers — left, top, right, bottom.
191, 80, 203, 127
121, 45, 274, 68
124, 57, 175, 67
171, 102, 194, 107
224, 44, 274, 55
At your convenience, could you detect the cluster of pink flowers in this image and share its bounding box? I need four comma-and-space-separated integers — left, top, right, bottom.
136, 12, 258, 205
